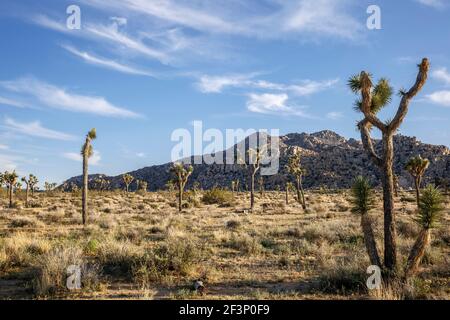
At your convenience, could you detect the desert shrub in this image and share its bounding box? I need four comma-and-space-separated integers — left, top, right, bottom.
224, 233, 261, 255
97, 240, 143, 278
0, 233, 50, 270
115, 228, 144, 244
315, 265, 367, 295
202, 188, 235, 207
225, 219, 241, 230
134, 236, 204, 284
8, 216, 42, 228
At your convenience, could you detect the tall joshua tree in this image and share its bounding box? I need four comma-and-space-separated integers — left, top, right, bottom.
285, 182, 293, 205
351, 176, 382, 267
348, 58, 429, 275
405, 185, 443, 280
21, 174, 36, 208
0, 172, 4, 198
286, 149, 307, 210
4, 171, 18, 208
405, 155, 430, 209
246, 148, 263, 211
29, 175, 38, 197
81, 128, 97, 225
122, 174, 134, 192
170, 163, 193, 212
258, 176, 264, 196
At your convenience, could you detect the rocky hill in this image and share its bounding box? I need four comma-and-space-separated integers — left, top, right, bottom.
61, 130, 450, 191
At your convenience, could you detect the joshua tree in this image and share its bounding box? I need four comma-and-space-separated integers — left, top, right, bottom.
4, 171, 18, 208
231, 181, 236, 193
405, 185, 443, 280
170, 163, 193, 212
44, 182, 57, 192
122, 174, 134, 192
21, 174, 36, 208
348, 58, 429, 275
258, 176, 264, 196
405, 155, 430, 209
29, 175, 38, 197
139, 180, 148, 192
246, 148, 263, 211
351, 176, 382, 267
81, 128, 97, 225
286, 149, 307, 210
285, 182, 293, 205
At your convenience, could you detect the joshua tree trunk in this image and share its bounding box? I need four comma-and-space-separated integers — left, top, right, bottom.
250, 173, 255, 211
414, 177, 421, 209
405, 228, 431, 280
178, 182, 183, 212
299, 178, 306, 210
82, 154, 88, 225
381, 134, 398, 273
25, 184, 29, 208
8, 185, 13, 208
361, 214, 382, 267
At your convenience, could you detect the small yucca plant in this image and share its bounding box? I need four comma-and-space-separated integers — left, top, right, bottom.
351, 176, 381, 267
405, 185, 444, 279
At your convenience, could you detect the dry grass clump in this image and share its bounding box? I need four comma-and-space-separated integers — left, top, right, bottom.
0, 233, 51, 270
8, 216, 43, 228
134, 235, 205, 284
223, 232, 262, 255
96, 238, 143, 278
32, 245, 83, 296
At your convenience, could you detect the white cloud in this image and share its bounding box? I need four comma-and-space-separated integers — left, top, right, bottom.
82, 0, 363, 40
3, 118, 76, 141
0, 96, 27, 108
136, 152, 146, 158
415, 0, 446, 9
281, 0, 363, 40
427, 90, 450, 106
196, 74, 338, 95
196, 74, 256, 93
0, 144, 9, 150
62, 45, 155, 77
84, 21, 170, 64
63, 150, 101, 166
0, 154, 19, 171
246, 93, 308, 117
432, 67, 450, 85
1, 77, 140, 118
326, 112, 343, 120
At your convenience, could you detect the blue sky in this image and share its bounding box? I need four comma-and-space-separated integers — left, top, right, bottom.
0, 0, 450, 185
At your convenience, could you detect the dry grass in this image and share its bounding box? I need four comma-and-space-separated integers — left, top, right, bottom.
0, 189, 448, 300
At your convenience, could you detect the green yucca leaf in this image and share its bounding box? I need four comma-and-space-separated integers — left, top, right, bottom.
416, 185, 444, 229
351, 176, 375, 215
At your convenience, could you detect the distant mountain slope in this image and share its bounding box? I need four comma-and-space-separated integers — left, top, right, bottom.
61, 130, 450, 191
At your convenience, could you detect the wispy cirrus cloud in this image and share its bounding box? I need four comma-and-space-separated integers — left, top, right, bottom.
415, 0, 446, 9
1, 77, 141, 118
62, 45, 155, 77
246, 93, 309, 117
62, 150, 101, 166
196, 74, 338, 96
82, 0, 364, 40
3, 117, 76, 141
0, 96, 27, 108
